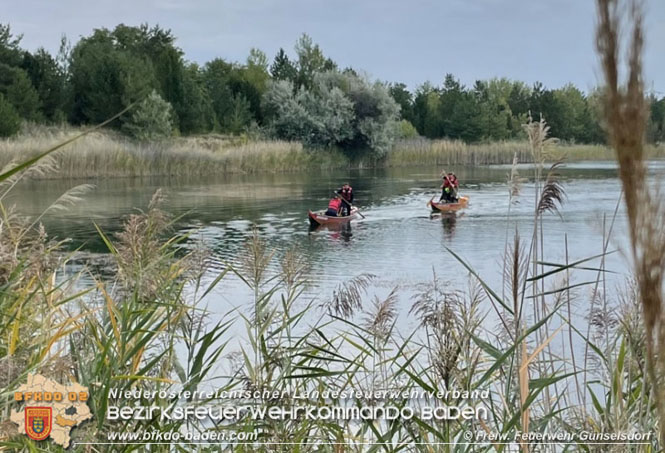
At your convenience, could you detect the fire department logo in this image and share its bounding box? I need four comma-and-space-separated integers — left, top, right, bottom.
11, 374, 91, 448
25, 407, 52, 441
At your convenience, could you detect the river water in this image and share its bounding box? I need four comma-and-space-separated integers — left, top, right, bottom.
11, 161, 660, 329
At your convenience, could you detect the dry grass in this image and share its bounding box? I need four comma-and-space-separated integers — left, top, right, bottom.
387, 137, 665, 166
0, 126, 348, 179
3, 125, 665, 179
596, 0, 665, 443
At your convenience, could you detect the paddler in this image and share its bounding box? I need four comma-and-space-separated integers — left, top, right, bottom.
439, 172, 459, 203
325, 197, 343, 217
336, 183, 354, 216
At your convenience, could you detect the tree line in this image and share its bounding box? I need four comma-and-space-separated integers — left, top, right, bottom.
1, 23, 664, 155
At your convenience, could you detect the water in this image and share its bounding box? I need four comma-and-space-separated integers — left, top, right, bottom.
10, 161, 660, 326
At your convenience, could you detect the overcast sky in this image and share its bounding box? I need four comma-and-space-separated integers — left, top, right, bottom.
4, 0, 664, 93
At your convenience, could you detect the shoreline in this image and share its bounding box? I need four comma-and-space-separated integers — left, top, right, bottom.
2, 127, 664, 180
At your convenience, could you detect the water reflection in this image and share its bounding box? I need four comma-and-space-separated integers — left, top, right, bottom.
8, 162, 658, 307
431, 212, 463, 240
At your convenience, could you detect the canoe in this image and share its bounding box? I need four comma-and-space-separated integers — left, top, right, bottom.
308, 207, 359, 227
428, 196, 469, 212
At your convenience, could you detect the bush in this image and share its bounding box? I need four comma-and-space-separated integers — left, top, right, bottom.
396, 119, 419, 139
0, 94, 21, 137
263, 71, 399, 157
122, 90, 174, 141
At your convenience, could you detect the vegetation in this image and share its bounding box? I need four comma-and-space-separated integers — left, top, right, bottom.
2, 22, 665, 161
0, 112, 661, 451
596, 0, 665, 445
121, 90, 174, 141
3, 126, 664, 179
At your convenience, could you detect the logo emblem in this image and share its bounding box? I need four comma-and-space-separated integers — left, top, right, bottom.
25, 407, 52, 441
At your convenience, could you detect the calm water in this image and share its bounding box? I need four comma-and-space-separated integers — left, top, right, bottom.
11, 161, 661, 327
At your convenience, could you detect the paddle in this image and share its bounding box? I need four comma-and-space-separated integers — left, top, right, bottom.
333, 192, 365, 219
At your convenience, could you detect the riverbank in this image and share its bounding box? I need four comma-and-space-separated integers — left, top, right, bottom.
2, 126, 664, 179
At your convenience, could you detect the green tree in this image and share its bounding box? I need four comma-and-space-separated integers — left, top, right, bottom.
176, 63, 215, 134
227, 93, 253, 134
270, 48, 297, 82
69, 29, 156, 125
21, 48, 65, 120
0, 64, 41, 120
439, 74, 480, 141
0, 93, 21, 137
122, 89, 174, 140
647, 95, 665, 143
294, 34, 335, 89
473, 79, 512, 141
0, 24, 23, 67
411, 83, 440, 137
263, 77, 354, 147
202, 58, 233, 131
389, 83, 413, 122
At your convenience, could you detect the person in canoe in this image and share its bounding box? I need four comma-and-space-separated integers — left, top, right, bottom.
336, 183, 354, 216
439, 172, 459, 203
325, 196, 343, 217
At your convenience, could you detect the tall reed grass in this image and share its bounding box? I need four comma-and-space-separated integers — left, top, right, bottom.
0, 112, 660, 451
0, 126, 349, 179
3, 124, 664, 180
387, 137, 665, 167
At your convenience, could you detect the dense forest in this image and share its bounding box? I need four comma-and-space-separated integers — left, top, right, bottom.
1, 23, 664, 156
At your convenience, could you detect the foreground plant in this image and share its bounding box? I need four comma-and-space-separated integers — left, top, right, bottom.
596, 0, 665, 444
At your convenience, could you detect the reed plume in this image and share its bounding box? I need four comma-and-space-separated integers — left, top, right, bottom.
596, 0, 665, 441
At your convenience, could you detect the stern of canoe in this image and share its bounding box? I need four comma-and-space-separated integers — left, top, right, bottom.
429, 196, 469, 212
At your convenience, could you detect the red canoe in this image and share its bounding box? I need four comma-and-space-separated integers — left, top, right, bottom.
308, 207, 359, 227
428, 196, 469, 212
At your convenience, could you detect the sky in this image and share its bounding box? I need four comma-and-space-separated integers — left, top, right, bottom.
3, 0, 665, 94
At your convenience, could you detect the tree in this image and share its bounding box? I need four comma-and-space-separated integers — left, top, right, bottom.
227, 93, 253, 134
175, 63, 215, 134
389, 83, 413, 122
438, 74, 480, 141
69, 29, 156, 125
270, 48, 297, 82
21, 48, 65, 120
0, 93, 21, 137
294, 34, 335, 89
647, 95, 665, 143
0, 24, 23, 67
263, 78, 354, 147
264, 70, 399, 157
0, 64, 41, 120
122, 89, 174, 140
473, 78, 513, 141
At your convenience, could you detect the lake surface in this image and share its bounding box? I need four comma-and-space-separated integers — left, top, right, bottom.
10, 161, 660, 329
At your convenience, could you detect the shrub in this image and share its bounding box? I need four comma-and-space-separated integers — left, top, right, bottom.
122, 90, 174, 141
396, 119, 419, 139
263, 70, 399, 157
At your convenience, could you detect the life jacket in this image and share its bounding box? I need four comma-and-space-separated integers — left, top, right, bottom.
341, 186, 353, 201
328, 198, 342, 211
443, 174, 459, 189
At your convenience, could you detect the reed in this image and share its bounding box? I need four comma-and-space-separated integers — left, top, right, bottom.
0, 147, 656, 452
0, 126, 349, 179
3, 125, 665, 180
387, 137, 665, 167
596, 0, 665, 444
0, 110, 661, 451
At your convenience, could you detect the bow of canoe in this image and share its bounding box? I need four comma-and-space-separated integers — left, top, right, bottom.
428, 196, 469, 212
308, 207, 359, 227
